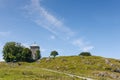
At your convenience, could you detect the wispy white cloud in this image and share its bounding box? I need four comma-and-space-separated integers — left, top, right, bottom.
24, 0, 94, 52
0, 31, 10, 37
72, 38, 94, 52
50, 35, 56, 40
24, 0, 74, 39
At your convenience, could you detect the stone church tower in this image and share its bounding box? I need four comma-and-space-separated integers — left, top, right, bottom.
30, 43, 40, 60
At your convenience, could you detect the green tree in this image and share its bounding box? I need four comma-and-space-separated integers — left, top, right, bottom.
79, 52, 91, 56
22, 48, 32, 62
2, 42, 34, 62
50, 50, 59, 58
3, 42, 24, 62
36, 50, 41, 60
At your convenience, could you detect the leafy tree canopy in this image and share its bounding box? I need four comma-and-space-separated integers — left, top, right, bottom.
22, 48, 33, 62
3, 42, 33, 62
50, 50, 59, 58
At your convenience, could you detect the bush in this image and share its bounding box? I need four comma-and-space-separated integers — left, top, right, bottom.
50, 50, 59, 58
79, 52, 91, 56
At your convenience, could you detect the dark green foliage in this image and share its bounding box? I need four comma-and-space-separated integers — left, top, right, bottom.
36, 50, 41, 60
3, 42, 33, 62
3, 42, 23, 62
79, 52, 91, 56
22, 48, 33, 62
50, 50, 59, 58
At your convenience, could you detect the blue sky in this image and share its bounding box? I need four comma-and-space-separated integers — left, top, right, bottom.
0, 0, 120, 61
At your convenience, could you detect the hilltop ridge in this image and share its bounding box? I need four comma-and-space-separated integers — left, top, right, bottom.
0, 56, 120, 80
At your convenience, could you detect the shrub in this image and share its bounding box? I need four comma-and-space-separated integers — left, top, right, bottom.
79, 52, 91, 56
50, 50, 59, 58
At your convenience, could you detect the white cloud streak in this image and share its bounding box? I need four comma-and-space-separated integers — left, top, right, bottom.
24, 0, 94, 52
50, 35, 55, 40
24, 0, 74, 39
72, 38, 94, 52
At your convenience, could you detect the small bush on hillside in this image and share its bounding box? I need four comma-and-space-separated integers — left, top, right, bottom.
79, 52, 92, 56
50, 50, 59, 58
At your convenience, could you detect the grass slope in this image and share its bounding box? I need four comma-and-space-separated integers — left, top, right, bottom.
0, 56, 120, 80
0, 62, 79, 80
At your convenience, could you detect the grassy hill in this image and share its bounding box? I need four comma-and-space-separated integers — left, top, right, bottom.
0, 56, 120, 80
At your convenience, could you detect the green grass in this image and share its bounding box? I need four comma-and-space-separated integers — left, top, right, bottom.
37, 56, 120, 80
0, 62, 80, 80
0, 56, 120, 80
